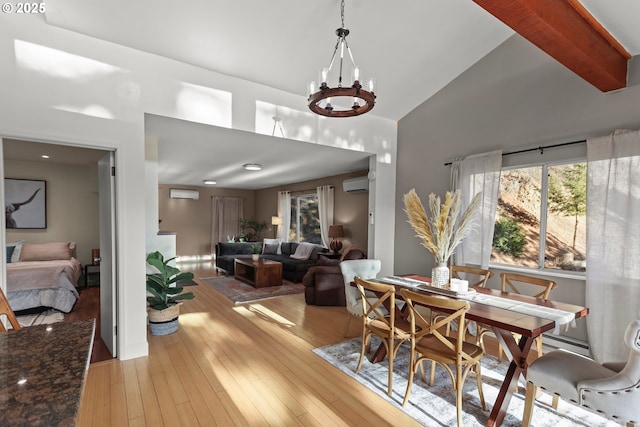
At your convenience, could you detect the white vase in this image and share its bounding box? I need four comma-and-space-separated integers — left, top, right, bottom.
252, 254, 260, 261
431, 262, 449, 288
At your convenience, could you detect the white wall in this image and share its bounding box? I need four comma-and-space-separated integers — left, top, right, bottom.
0, 14, 397, 358
395, 35, 640, 343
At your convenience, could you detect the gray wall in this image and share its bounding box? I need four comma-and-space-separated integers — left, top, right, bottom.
395, 35, 640, 343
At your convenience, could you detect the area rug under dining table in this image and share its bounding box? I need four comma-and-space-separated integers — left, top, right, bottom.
199, 276, 305, 304
314, 336, 617, 427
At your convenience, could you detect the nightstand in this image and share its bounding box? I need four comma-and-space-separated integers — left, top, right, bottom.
84, 264, 100, 288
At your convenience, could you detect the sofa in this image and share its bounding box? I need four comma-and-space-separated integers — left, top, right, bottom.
215, 241, 326, 283
302, 246, 367, 306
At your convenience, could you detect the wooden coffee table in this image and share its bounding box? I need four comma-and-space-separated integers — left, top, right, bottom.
234, 258, 283, 288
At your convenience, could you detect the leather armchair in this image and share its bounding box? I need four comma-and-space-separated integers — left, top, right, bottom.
522, 319, 640, 426
303, 246, 366, 306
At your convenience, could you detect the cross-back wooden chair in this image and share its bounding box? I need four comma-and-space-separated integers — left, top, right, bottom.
400, 288, 486, 427
354, 276, 411, 397
450, 265, 494, 288
446, 265, 494, 337
478, 272, 556, 360
0, 287, 20, 332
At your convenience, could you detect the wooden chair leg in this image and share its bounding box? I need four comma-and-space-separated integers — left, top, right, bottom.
552, 393, 560, 409
522, 381, 537, 427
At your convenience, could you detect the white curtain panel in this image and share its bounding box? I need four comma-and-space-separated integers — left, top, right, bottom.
211, 196, 244, 251
450, 150, 502, 268
317, 185, 335, 248
586, 129, 640, 363
277, 191, 291, 242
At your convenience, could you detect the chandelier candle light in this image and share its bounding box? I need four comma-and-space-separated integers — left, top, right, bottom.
403, 189, 482, 287
308, 0, 376, 118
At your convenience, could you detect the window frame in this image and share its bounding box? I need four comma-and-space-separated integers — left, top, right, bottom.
489, 157, 587, 279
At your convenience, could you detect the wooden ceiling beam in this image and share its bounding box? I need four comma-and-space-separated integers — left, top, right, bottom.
473, 0, 631, 92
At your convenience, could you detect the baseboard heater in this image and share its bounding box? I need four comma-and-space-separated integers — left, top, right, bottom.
542, 333, 590, 356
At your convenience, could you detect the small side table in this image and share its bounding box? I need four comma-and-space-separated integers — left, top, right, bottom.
84, 264, 100, 288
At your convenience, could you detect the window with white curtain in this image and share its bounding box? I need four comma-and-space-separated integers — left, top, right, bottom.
289, 193, 322, 244
490, 160, 586, 274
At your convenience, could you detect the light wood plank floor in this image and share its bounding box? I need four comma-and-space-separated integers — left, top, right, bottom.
77, 260, 424, 426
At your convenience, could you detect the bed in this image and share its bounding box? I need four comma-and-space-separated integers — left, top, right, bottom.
6, 241, 81, 313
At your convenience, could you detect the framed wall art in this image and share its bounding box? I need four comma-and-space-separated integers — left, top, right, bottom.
4, 178, 47, 229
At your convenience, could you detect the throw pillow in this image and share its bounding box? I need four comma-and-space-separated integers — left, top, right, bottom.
6, 245, 15, 263
7, 240, 25, 263
263, 243, 279, 255
262, 238, 282, 255
19, 242, 73, 261
290, 242, 316, 260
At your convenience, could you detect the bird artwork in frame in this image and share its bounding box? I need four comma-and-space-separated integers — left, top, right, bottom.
4, 178, 47, 229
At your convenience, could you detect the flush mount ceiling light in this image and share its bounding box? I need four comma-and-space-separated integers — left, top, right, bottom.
243, 163, 262, 171
203, 179, 217, 185
307, 0, 376, 118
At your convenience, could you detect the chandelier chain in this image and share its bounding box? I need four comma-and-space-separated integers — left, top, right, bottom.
341, 0, 345, 29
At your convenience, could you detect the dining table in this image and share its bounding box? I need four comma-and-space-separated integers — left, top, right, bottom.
364, 274, 588, 427
0, 319, 96, 427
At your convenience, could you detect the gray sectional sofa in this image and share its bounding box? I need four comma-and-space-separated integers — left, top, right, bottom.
215, 241, 326, 283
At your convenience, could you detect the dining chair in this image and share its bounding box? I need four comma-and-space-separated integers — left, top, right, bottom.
0, 287, 21, 332
354, 276, 411, 397
339, 259, 382, 337
400, 288, 486, 426
478, 272, 556, 360
445, 265, 494, 336
522, 319, 640, 427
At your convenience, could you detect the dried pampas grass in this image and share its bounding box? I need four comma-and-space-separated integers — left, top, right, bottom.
403, 189, 482, 264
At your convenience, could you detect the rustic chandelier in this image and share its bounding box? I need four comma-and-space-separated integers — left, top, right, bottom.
307, 0, 376, 118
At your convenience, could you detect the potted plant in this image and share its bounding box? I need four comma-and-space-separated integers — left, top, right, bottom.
403, 189, 482, 287
146, 251, 195, 336
250, 244, 261, 261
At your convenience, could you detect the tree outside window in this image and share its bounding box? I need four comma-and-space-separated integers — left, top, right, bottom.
289, 193, 322, 244
490, 161, 586, 272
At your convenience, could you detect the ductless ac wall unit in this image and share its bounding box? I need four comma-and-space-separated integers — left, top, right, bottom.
343, 176, 369, 193
170, 189, 200, 200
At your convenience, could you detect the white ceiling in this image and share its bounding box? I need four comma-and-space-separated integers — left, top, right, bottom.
146, 114, 371, 189
24, 0, 640, 188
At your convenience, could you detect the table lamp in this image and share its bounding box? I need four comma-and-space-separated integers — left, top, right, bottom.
328, 225, 344, 253
271, 216, 282, 238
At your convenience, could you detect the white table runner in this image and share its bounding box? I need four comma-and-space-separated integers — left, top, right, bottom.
461, 292, 576, 334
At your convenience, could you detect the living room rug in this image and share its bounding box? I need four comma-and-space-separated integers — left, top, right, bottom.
313, 337, 617, 427
199, 276, 305, 304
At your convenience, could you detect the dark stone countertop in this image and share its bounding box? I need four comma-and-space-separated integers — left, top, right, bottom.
0, 319, 96, 427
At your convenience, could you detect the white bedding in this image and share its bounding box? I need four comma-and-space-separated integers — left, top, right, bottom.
7, 258, 81, 313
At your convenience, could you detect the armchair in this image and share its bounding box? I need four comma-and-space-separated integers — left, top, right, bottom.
302, 246, 366, 306
522, 319, 640, 426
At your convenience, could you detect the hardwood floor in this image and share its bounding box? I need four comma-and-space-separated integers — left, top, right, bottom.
76, 260, 425, 426
65, 286, 113, 363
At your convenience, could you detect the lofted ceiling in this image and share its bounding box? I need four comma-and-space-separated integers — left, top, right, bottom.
24, 0, 640, 188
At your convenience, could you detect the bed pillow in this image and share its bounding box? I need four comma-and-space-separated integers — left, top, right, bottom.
290, 242, 316, 260
7, 240, 25, 263
262, 238, 282, 255
19, 242, 73, 261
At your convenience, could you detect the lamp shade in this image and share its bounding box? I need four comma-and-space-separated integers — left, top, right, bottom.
328, 225, 344, 238
271, 216, 282, 226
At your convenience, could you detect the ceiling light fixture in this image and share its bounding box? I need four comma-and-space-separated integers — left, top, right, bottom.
307, 0, 375, 118
203, 180, 217, 185
243, 163, 262, 171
